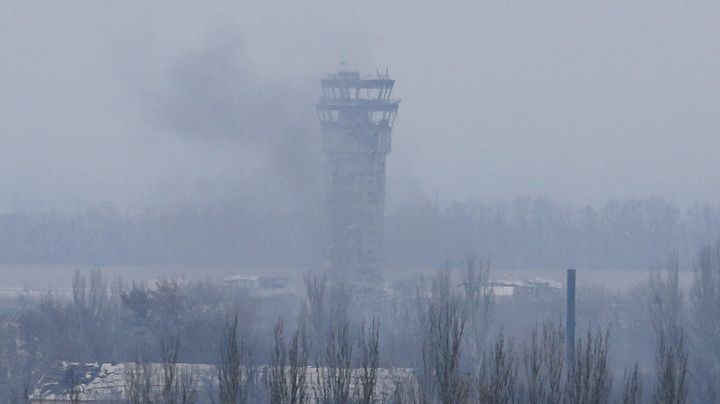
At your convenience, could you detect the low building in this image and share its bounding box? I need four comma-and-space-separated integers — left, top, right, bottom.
222, 274, 294, 298
488, 277, 562, 298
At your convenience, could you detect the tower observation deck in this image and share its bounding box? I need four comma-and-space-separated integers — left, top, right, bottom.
317, 70, 399, 275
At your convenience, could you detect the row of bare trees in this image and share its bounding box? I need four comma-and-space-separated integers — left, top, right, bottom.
299, 272, 383, 404
124, 337, 198, 404
8, 242, 720, 403
389, 253, 696, 404
411, 307, 616, 404
124, 313, 253, 404
644, 244, 720, 403
114, 250, 701, 404
266, 320, 308, 404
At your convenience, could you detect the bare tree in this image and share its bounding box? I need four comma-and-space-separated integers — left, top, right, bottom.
622, 363, 641, 404
177, 367, 198, 404
564, 327, 612, 404
423, 270, 467, 404
461, 256, 493, 365
329, 281, 353, 327
72, 270, 111, 360
159, 334, 181, 404
391, 377, 420, 404
478, 333, 518, 404
689, 242, 720, 402
304, 272, 327, 355
72, 271, 87, 311
287, 326, 308, 404
66, 365, 81, 404
649, 255, 683, 343
316, 319, 353, 404
649, 255, 688, 404
523, 321, 565, 404
653, 330, 688, 404
358, 318, 380, 404
125, 356, 153, 404
414, 282, 434, 404
267, 319, 288, 404
88, 269, 108, 319
218, 312, 248, 404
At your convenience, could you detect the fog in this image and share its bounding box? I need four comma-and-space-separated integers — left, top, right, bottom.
2, 2, 720, 403
3, 1, 720, 213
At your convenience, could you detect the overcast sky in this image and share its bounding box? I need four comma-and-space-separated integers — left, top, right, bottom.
2, 1, 720, 212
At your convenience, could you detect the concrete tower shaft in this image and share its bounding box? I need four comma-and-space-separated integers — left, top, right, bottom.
317, 70, 399, 274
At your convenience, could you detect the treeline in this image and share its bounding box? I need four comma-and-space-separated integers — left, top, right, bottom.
1, 197, 720, 269
389, 197, 720, 269
0, 203, 323, 266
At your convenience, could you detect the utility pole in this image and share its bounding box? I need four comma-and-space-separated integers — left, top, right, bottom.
566, 268, 576, 366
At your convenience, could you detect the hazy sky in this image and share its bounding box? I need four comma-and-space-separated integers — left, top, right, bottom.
2, 1, 720, 212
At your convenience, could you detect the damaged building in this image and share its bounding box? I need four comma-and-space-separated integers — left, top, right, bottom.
317, 70, 399, 276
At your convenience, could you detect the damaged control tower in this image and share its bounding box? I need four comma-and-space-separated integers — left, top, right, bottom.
317, 70, 399, 275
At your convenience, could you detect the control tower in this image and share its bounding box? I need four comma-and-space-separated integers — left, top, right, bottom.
317, 70, 399, 275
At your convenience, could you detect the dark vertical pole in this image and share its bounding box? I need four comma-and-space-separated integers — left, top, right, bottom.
566, 268, 576, 366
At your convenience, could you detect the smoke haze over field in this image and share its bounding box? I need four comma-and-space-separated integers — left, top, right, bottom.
2, 0, 720, 213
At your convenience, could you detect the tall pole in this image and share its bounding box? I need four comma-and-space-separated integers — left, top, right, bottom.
566, 268, 576, 366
